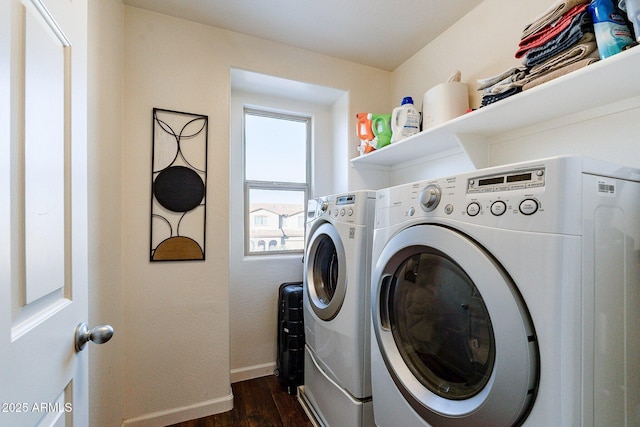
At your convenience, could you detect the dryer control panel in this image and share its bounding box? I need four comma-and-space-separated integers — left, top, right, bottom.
465, 167, 546, 218
375, 156, 602, 235
467, 167, 545, 194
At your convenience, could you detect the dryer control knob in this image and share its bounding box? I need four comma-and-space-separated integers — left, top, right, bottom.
320, 201, 329, 212
419, 184, 441, 212
467, 202, 481, 216
519, 198, 539, 215
491, 200, 507, 216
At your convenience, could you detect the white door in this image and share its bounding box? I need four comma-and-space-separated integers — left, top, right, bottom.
0, 0, 93, 425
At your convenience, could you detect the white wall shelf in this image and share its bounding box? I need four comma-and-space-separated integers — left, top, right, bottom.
351, 46, 640, 170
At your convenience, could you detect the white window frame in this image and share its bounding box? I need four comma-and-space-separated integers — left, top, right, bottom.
243, 108, 311, 256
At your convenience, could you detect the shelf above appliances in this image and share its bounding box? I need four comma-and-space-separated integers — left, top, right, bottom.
351, 46, 640, 170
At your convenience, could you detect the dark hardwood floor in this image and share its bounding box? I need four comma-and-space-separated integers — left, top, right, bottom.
167, 375, 313, 427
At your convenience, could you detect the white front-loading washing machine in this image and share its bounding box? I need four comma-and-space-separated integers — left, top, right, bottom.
298, 191, 376, 427
370, 156, 640, 426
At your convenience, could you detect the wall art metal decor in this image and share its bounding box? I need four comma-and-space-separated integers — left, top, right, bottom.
150, 108, 208, 261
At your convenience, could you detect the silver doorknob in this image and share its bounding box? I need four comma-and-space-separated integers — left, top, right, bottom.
75, 322, 114, 352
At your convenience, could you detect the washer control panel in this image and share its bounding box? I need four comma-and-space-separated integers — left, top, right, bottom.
311, 192, 376, 225
331, 194, 356, 218
312, 195, 358, 219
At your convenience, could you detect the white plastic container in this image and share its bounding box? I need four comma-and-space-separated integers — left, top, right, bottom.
421, 82, 469, 130
391, 97, 420, 143
625, 0, 640, 41
589, 0, 634, 59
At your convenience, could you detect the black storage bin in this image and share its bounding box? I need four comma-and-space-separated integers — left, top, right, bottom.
274, 282, 304, 395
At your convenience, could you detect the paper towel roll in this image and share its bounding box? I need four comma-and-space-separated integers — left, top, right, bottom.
422, 82, 469, 130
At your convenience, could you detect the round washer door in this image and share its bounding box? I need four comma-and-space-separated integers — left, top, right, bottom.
372, 224, 538, 427
305, 222, 347, 320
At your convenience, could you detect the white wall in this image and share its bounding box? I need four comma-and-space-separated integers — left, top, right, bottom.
121, 8, 232, 425
87, 1, 125, 426
120, 6, 389, 425
488, 100, 640, 167
330, 93, 348, 193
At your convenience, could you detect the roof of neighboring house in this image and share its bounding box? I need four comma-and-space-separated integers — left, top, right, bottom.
250, 228, 304, 238
250, 204, 304, 217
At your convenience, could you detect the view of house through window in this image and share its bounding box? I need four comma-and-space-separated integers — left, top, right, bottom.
244, 109, 309, 254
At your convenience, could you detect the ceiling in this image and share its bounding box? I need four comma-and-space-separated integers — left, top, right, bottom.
122, 0, 483, 71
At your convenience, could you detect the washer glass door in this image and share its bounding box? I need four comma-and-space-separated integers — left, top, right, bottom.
372, 224, 538, 426
391, 249, 494, 400
306, 222, 346, 320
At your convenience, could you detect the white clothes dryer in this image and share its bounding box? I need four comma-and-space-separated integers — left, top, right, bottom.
370, 156, 640, 427
299, 191, 376, 427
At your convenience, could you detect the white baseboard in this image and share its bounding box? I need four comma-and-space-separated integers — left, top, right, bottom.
230, 362, 276, 383
121, 393, 233, 427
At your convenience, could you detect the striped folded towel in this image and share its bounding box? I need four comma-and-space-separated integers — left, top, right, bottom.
521, 0, 591, 40
516, 3, 590, 58
523, 54, 599, 90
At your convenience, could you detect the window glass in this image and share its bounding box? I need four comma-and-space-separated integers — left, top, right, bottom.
247, 188, 305, 253
245, 113, 307, 183
244, 109, 309, 255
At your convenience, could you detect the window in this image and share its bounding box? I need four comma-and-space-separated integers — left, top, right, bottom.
254, 215, 269, 226
244, 108, 310, 255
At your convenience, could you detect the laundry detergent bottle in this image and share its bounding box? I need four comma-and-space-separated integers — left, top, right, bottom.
371, 113, 392, 148
589, 0, 634, 58
356, 112, 374, 142
391, 97, 420, 143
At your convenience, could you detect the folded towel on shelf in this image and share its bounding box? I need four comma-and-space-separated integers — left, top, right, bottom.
482, 75, 525, 95
524, 18, 594, 67
521, 0, 591, 39
476, 66, 527, 91
476, 66, 527, 107
517, 3, 589, 57
481, 86, 523, 107
527, 36, 597, 79
522, 54, 599, 90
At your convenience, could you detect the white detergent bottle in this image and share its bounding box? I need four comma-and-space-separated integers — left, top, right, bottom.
391, 97, 420, 142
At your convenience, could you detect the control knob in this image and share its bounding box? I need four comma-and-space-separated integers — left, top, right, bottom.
519, 198, 539, 215
419, 184, 442, 212
491, 200, 507, 216
467, 202, 481, 216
